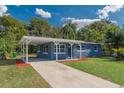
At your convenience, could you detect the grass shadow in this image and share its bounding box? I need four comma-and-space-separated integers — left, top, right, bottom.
0, 59, 17, 66
90, 56, 124, 63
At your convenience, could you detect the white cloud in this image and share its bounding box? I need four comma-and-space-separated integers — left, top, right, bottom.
97, 5, 123, 19
0, 5, 8, 17
35, 8, 51, 18
61, 6, 121, 29
62, 17, 100, 30
61, 17, 75, 22
111, 20, 117, 24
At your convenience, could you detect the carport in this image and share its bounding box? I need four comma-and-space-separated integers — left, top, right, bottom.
20, 36, 98, 63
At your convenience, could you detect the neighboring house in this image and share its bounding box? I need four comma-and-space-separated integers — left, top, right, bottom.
20, 36, 102, 63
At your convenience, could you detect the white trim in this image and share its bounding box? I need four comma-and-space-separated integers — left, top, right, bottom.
77, 49, 90, 52
79, 44, 82, 59
54, 52, 66, 54
70, 43, 73, 59
54, 44, 66, 54
26, 40, 28, 63
94, 50, 98, 52
59, 44, 66, 53
43, 52, 48, 54
55, 43, 58, 61
20, 36, 100, 45
22, 42, 25, 61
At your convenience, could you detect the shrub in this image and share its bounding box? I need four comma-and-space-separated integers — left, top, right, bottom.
112, 48, 124, 60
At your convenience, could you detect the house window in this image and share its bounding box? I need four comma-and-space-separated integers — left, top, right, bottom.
43, 45, 48, 54
82, 45, 85, 50
77, 45, 80, 50
94, 46, 98, 52
37, 46, 41, 53
54, 44, 66, 54
60, 45, 65, 52
77, 45, 85, 50
54, 45, 59, 53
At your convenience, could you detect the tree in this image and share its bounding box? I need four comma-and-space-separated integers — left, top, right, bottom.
78, 20, 121, 43
49, 27, 62, 38
0, 31, 18, 59
0, 16, 28, 40
0, 15, 123, 59
0, 16, 27, 58
29, 17, 52, 37
77, 20, 122, 56
105, 30, 124, 56
61, 22, 77, 39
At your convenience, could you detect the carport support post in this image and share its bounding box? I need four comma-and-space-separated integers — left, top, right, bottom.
70, 44, 73, 59
26, 40, 28, 63
55, 43, 58, 61
79, 44, 82, 59
22, 42, 25, 61
21, 44, 22, 59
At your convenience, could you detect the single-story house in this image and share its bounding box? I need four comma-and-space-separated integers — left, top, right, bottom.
20, 36, 102, 63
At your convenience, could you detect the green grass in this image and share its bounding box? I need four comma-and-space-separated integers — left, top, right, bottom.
0, 60, 51, 88
64, 57, 124, 86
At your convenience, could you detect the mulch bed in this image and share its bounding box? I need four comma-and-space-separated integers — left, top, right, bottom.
59, 57, 87, 63
16, 60, 31, 67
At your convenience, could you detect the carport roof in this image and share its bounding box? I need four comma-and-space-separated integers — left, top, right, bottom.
20, 36, 100, 45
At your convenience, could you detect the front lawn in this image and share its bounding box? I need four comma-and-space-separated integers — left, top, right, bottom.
0, 60, 51, 88
64, 57, 124, 86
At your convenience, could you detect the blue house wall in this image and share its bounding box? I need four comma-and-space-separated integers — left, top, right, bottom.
37, 43, 102, 60
37, 43, 52, 59
73, 44, 102, 58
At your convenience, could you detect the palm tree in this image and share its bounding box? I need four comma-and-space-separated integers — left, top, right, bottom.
61, 22, 77, 39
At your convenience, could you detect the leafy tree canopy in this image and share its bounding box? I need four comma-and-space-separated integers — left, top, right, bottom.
0, 16, 123, 58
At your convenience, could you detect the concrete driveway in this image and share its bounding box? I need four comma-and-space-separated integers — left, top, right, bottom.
31, 62, 119, 88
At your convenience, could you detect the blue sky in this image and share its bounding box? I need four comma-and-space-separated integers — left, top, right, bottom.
4, 5, 124, 27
